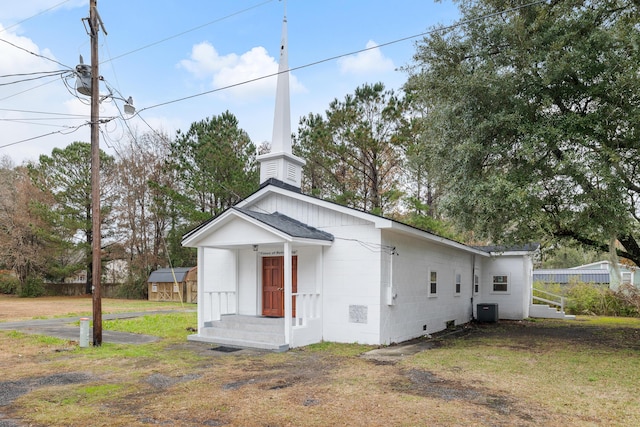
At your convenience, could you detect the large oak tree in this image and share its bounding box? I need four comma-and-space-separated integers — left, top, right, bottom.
406, 0, 640, 265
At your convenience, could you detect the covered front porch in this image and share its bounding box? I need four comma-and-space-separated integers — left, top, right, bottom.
182, 208, 333, 351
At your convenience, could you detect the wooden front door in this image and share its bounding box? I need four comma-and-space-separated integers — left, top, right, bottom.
262, 256, 297, 317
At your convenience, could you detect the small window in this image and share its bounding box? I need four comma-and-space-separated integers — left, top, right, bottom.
622, 272, 632, 285
474, 274, 479, 293
455, 273, 461, 294
492, 275, 508, 292
429, 271, 437, 296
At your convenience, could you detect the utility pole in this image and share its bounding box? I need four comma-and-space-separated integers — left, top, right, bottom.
76, 1, 131, 346
89, 0, 102, 346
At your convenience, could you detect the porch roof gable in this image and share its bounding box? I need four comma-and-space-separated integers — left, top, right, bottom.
235, 208, 334, 242
181, 207, 334, 248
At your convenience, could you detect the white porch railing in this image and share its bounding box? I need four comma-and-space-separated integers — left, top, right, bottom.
204, 290, 237, 322
532, 288, 567, 313
202, 290, 319, 329
293, 292, 320, 327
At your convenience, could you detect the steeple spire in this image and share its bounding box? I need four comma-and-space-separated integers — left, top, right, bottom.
257, 1, 305, 190
270, 10, 291, 153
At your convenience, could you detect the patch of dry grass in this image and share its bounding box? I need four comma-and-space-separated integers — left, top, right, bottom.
0, 294, 189, 321
1, 300, 640, 426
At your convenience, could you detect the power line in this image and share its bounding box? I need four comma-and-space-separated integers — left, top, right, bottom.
0, 0, 73, 34
0, 107, 87, 118
0, 117, 86, 123
0, 124, 86, 150
0, 1, 272, 111
0, 0, 549, 151
0, 70, 68, 78
0, 37, 72, 70
0, 70, 68, 87
0, 73, 70, 102
101, 0, 275, 65
135, 0, 549, 115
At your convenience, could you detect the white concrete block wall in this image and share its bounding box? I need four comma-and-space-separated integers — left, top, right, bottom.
380, 231, 476, 344
200, 248, 237, 325
294, 246, 319, 294
478, 255, 530, 320
237, 248, 258, 315
202, 248, 236, 292
320, 223, 382, 345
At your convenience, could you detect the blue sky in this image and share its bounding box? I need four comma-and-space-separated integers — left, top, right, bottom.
0, 0, 459, 164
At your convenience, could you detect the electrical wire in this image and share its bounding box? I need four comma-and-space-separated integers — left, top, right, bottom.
0, 107, 88, 118
0, 70, 69, 78
134, 0, 549, 115
0, 37, 72, 70
0, 73, 72, 102
0, 70, 69, 87
0, 0, 549, 151
0, 0, 73, 34
0, 124, 86, 149
101, 0, 275, 65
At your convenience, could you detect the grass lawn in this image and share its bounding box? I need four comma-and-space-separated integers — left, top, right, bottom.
0, 304, 638, 426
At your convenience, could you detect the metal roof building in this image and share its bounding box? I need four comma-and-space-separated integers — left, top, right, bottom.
533, 269, 610, 284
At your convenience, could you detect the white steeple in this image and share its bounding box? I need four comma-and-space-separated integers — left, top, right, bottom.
257, 2, 306, 189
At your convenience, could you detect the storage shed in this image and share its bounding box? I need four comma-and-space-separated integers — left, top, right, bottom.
148, 267, 197, 302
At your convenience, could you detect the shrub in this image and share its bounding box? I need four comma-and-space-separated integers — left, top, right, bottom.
0, 274, 20, 294
19, 276, 45, 298
612, 284, 640, 317
116, 277, 147, 299
564, 282, 640, 317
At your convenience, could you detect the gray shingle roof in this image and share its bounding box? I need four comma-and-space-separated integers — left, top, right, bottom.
148, 267, 194, 283
235, 208, 334, 241
475, 243, 541, 253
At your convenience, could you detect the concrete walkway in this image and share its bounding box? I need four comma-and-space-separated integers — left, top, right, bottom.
0, 311, 191, 345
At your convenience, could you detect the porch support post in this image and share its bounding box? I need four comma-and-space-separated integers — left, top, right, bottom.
284, 241, 292, 345
197, 247, 204, 332
234, 249, 239, 315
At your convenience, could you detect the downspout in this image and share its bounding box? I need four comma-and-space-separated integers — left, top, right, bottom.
471, 254, 476, 321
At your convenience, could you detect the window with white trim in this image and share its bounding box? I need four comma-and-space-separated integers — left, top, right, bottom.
474, 274, 479, 293
455, 273, 461, 295
622, 272, 632, 285
492, 275, 509, 292
429, 270, 438, 296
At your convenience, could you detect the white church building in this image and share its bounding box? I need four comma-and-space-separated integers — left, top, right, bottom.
182, 12, 539, 351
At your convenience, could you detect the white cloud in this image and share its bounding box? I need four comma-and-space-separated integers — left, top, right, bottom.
0, 24, 58, 74
337, 40, 395, 75
0, 25, 89, 164
178, 41, 305, 101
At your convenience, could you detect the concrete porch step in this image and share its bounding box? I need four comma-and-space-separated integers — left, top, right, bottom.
187, 333, 289, 352
530, 304, 576, 320
193, 315, 287, 351
205, 315, 284, 332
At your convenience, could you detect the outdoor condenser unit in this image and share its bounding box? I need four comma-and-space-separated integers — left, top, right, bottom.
477, 303, 499, 322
